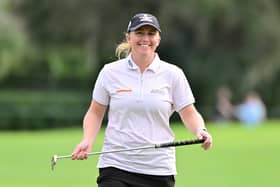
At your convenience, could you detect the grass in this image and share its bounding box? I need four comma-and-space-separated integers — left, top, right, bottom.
0, 121, 279, 187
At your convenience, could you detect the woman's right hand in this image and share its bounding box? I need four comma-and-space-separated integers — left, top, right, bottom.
71, 100, 106, 160
71, 140, 92, 160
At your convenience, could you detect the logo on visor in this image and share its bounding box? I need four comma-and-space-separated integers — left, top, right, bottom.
127, 21, 131, 29
139, 14, 153, 22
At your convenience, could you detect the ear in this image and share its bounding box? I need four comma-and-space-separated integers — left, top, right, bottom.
156, 35, 161, 46
125, 33, 130, 43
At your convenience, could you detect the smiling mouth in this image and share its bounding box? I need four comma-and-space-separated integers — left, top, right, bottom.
138, 44, 151, 47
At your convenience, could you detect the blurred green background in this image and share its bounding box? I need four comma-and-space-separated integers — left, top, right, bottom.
1, 0, 280, 186
1, 0, 280, 129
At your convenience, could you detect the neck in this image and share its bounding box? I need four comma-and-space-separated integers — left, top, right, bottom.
131, 53, 156, 73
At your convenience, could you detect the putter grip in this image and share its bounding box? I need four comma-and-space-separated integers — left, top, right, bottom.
155, 139, 205, 148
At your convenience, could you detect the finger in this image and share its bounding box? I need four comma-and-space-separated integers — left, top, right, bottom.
77, 152, 84, 160
72, 152, 79, 160
72, 146, 83, 160
77, 151, 89, 160
196, 134, 203, 140
202, 137, 212, 150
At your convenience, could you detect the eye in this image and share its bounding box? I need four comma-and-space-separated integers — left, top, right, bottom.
135, 31, 144, 35
148, 31, 157, 36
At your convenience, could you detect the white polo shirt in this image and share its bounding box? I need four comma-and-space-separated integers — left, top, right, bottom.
93, 53, 195, 175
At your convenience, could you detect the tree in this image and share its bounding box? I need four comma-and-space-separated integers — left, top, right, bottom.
159, 0, 280, 106
6, 0, 280, 116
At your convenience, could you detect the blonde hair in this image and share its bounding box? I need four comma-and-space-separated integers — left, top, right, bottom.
115, 41, 131, 59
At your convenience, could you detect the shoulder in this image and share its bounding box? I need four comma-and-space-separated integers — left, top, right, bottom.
103, 58, 127, 71
98, 58, 128, 83
99, 58, 128, 78
159, 60, 185, 76
158, 60, 190, 87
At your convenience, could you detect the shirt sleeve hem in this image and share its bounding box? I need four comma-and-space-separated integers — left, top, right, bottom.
175, 100, 195, 112
92, 96, 109, 106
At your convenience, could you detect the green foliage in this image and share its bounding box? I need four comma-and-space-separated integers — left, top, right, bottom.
159, 0, 280, 103
0, 0, 27, 79
2, 0, 280, 118
0, 90, 90, 130
47, 47, 91, 79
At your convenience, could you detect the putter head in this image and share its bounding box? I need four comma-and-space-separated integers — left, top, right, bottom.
51, 155, 58, 171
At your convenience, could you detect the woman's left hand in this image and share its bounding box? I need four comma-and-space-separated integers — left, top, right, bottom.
196, 129, 212, 150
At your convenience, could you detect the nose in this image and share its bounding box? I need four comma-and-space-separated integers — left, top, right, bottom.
141, 33, 150, 41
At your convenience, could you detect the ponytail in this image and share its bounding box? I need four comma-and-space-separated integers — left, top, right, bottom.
115, 41, 131, 59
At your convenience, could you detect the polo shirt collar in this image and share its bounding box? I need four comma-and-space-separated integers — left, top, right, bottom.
127, 54, 138, 70
126, 53, 161, 73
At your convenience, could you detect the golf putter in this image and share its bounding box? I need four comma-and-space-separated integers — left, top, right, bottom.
51, 155, 58, 171
51, 138, 205, 171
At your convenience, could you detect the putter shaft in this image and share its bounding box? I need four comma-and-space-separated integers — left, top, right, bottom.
51, 138, 205, 170
56, 145, 155, 160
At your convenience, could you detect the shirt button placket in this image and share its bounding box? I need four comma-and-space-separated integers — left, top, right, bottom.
137, 73, 144, 102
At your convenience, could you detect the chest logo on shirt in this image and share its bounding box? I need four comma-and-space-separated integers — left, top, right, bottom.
116, 89, 133, 93
150, 88, 166, 95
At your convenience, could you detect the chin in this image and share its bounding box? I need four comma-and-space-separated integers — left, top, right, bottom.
137, 48, 155, 54
139, 51, 154, 56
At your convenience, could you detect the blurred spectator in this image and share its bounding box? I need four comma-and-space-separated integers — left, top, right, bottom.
214, 86, 235, 122
235, 91, 266, 126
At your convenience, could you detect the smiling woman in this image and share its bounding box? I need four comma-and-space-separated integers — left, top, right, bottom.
126, 26, 160, 70
115, 13, 161, 62
71, 13, 212, 187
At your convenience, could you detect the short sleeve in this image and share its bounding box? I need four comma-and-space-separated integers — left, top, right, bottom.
92, 66, 110, 105
172, 68, 195, 112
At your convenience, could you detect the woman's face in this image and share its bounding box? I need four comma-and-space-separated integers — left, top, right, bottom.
126, 25, 161, 56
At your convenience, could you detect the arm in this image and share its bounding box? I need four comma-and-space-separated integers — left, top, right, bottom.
179, 104, 212, 150
72, 100, 107, 160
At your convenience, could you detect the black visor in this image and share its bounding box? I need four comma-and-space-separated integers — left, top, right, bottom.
127, 13, 161, 33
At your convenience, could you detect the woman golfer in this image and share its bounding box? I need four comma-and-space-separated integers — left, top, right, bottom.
72, 13, 212, 187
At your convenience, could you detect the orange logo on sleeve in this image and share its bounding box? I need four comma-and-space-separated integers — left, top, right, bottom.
116, 89, 133, 93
